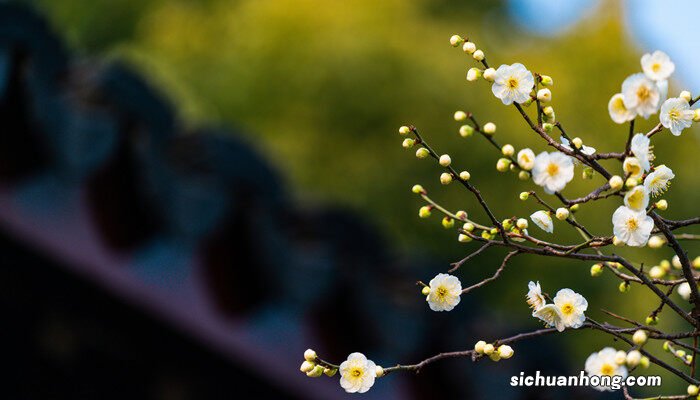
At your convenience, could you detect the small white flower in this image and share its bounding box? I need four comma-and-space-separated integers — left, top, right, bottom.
339, 352, 377, 393
491, 63, 535, 105
678, 282, 692, 301
585, 347, 629, 391
533, 304, 566, 332
660, 98, 694, 136
426, 273, 462, 312
530, 210, 554, 233
644, 165, 674, 197
624, 185, 649, 211
526, 281, 546, 311
532, 151, 574, 194
630, 133, 654, 172
561, 136, 595, 155
553, 288, 588, 329
612, 206, 654, 247
622, 73, 661, 118
517, 148, 536, 170
641, 50, 675, 81
623, 157, 643, 180
608, 93, 636, 124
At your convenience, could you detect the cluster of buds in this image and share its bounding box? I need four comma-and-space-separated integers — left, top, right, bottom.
474, 340, 514, 362
662, 341, 694, 365
299, 349, 337, 378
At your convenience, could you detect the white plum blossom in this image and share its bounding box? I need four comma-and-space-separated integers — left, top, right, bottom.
561, 136, 595, 155
532, 151, 574, 194
612, 206, 654, 247
517, 148, 536, 170
624, 185, 649, 211
585, 347, 629, 391
426, 273, 462, 311
533, 304, 566, 332
491, 63, 535, 105
339, 353, 377, 393
530, 210, 553, 233
630, 133, 654, 172
644, 165, 674, 197
622, 73, 661, 118
623, 157, 643, 180
526, 281, 546, 311
641, 50, 675, 81
678, 282, 692, 301
553, 288, 588, 329
660, 98, 693, 136
608, 93, 636, 124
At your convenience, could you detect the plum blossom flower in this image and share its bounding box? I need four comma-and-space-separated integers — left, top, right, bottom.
339, 353, 377, 393
644, 165, 674, 197
623, 157, 643, 180
533, 304, 566, 332
561, 136, 595, 155
526, 281, 546, 311
530, 210, 553, 233
612, 206, 654, 247
624, 185, 649, 211
517, 148, 536, 170
532, 151, 574, 194
491, 63, 535, 105
608, 93, 636, 124
426, 273, 462, 311
553, 288, 588, 329
641, 50, 675, 81
622, 73, 661, 118
630, 133, 654, 172
660, 98, 693, 136
585, 348, 628, 391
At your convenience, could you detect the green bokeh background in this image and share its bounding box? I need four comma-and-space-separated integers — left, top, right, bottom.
23, 0, 700, 394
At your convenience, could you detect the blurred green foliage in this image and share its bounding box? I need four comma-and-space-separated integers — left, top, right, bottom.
25, 0, 700, 393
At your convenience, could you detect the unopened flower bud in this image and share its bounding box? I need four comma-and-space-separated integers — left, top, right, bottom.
472, 49, 484, 61
646, 315, 658, 325
693, 256, 700, 269
582, 167, 594, 180
640, 356, 650, 368
402, 138, 415, 149
519, 192, 529, 201
625, 177, 638, 189
619, 281, 630, 293
655, 199, 668, 210
440, 172, 453, 185
518, 170, 530, 180
374, 366, 384, 378
649, 266, 665, 279
324, 368, 338, 377
613, 236, 624, 246
688, 385, 700, 396
300, 361, 315, 373
663, 341, 671, 351
416, 147, 430, 159
672, 255, 681, 269
459, 125, 474, 137
540, 75, 553, 86
458, 234, 472, 243
542, 106, 554, 117
462, 41, 476, 54
419, 206, 432, 218
542, 123, 554, 133
399, 126, 411, 135
467, 67, 482, 82
609, 175, 624, 190
459, 171, 471, 181
412, 184, 425, 194
571, 137, 583, 149
626, 350, 642, 367
483, 122, 496, 135
307, 365, 324, 377
501, 144, 515, 157
454, 111, 467, 121
633, 330, 648, 345
463, 222, 474, 232
695, 109, 700, 122
455, 210, 468, 220
474, 340, 487, 354
439, 154, 452, 167
680, 90, 692, 102
483, 67, 496, 81
421, 286, 431, 296
516, 218, 528, 229
483, 343, 495, 355
442, 216, 454, 229
590, 264, 603, 277
449, 34, 464, 47
304, 349, 317, 362
677, 350, 687, 358
555, 208, 569, 220
660, 259, 671, 270
496, 158, 511, 172
678, 282, 692, 301
489, 352, 501, 362
498, 345, 514, 359
614, 350, 627, 365
537, 88, 552, 102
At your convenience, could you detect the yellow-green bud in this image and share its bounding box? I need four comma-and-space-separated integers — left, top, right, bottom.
304, 349, 317, 362
680, 90, 692, 102
582, 167, 594, 180
483, 343, 495, 355
463, 222, 474, 232
421, 286, 431, 296
455, 210, 468, 220
449, 34, 464, 47
672, 255, 681, 269
518, 170, 531, 180
688, 385, 700, 396
537, 88, 552, 102
571, 137, 583, 149
440, 172, 453, 185
613, 236, 624, 246
459, 125, 474, 137
663, 341, 671, 351
619, 281, 630, 293
300, 361, 315, 373
502, 219, 513, 230
399, 125, 411, 135
483, 122, 496, 135
649, 266, 665, 279
497, 345, 514, 359
462, 41, 476, 54
459, 171, 471, 181
416, 148, 430, 159
695, 109, 700, 122
466, 67, 483, 82
569, 204, 580, 212
442, 217, 455, 229
625, 177, 638, 189
555, 208, 569, 220
543, 106, 554, 116
324, 368, 337, 377
519, 192, 529, 201
472, 49, 485, 61
542, 123, 554, 133
307, 365, 324, 378
655, 199, 668, 210
489, 352, 501, 362
481, 230, 491, 239
540, 75, 553, 86
693, 256, 700, 269
419, 206, 432, 218
454, 111, 467, 121
647, 235, 665, 249
402, 138, 415, 149
590, 264, 603, 277
412, 184, 425, 194
646, 316, 658, 326
458, 233, 472, 243
609, 175, 624, 190
375, 366, 384, 378
516, 218, 528, 229
496, 158, 511, 172
474, 340, 487, 354
660, 259, 671, 270
677, 350, 687, 358
632, 330, 648, 345
501, 144, 515, 157
640, 356, 650, 368
439, 154, 452, 167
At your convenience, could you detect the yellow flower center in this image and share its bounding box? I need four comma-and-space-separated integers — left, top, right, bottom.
436, 286, 448, 300
669, 109, 680, 120
652, 63, 661, 72
508, 77, 519, 89
637, 85, 651, 101
626, 218, 638, 231
560, 303, 574, 315
600, 363, 615, 376
547, 162, 559, 177
351, 367, 363, 378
